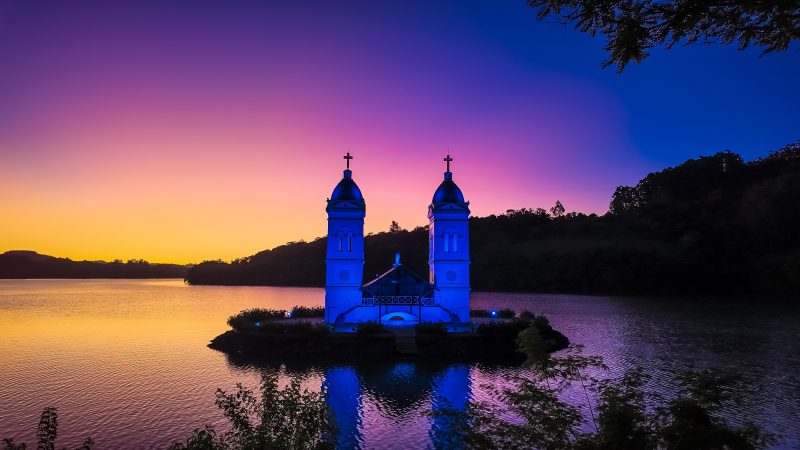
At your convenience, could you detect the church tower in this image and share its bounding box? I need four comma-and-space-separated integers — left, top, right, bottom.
325, 152, 366, 324
428, 154, 470, 322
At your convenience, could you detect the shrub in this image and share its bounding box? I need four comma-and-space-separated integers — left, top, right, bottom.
169, 370, 335, 449
416, 322, 448, 335
497, 308, 516, 319
532, 315, 550, 330
289, 305, 324, 318
476, 320, 529, 337
356, 321, 385, 335
471, 308, 516, 319
227, 308, 287, 331
471, 309, 490, 317
255, 321, 330, 336
518, 310, 536, 321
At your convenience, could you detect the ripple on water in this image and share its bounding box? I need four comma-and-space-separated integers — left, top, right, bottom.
0, 280, 798, 449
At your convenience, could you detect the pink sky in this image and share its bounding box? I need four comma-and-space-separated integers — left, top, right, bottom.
5, 1, 793, 263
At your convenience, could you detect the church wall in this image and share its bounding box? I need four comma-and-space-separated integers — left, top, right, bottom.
429, 209, 470, 323
325, 211, 365, 324
325, 216, 365, 257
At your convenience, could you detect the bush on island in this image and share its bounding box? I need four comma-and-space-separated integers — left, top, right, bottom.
227, 308, 287, 331
532, 315, 550, 330
471, 308, 516, 319
470, 309, 489, 317
415, 322, 448, 335
475, 319, 530, 337
355, 321, 385, 335
289, 305, 324, 318
254, 321, 329, 336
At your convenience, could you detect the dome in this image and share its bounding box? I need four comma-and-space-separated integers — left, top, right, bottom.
330, 169, 364, 202
431, 172, 465, 204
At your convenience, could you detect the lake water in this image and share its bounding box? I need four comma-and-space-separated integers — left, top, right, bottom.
0, 279, 798, 449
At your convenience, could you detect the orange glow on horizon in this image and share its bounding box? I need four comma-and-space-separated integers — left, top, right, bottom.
0, 132, 635, 264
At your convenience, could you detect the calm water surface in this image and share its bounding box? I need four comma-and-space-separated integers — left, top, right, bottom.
0, 279, 798, 449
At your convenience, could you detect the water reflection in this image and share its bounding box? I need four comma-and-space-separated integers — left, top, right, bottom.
226, 356, 472, 449
324, 367, 362, 449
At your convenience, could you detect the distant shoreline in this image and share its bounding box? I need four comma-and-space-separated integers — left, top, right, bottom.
0, 250, 189, 279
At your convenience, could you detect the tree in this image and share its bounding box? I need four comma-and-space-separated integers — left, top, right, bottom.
550, 200, 566, 217
389, 221, 403, 233
528, 1, 800, 71
436, 341, 773, 450
608, 185, 644, 215
169, 370, 335, 450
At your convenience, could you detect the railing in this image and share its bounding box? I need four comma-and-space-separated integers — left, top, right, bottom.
362, 296, 434, 306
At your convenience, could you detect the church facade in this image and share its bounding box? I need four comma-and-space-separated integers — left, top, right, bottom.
324, 153, 471, 327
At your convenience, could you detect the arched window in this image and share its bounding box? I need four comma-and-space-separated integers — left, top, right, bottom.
452, 233, 458, 252
444, 233, 450, 252
336, 228, 354, 252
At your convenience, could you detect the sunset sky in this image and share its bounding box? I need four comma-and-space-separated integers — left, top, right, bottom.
1, 0, 798, 264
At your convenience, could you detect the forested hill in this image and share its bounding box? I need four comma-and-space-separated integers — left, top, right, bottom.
0, 251, 188, 279
185, 142, 800, 297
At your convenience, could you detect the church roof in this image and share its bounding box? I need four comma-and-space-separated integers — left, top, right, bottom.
327, 168, 366, 214
430, 171, 469, 215
362, 264, 435, 297
330, 169, 364, 202
432, 172, 465, 204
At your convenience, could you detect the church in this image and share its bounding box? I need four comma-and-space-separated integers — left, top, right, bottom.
324, 153, 471, 328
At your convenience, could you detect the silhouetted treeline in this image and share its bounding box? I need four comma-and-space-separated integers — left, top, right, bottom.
0, 251, 188, 279
185, 141, 800, 297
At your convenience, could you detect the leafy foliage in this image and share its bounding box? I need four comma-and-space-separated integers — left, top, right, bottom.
586, 368, 651, 450
288, 306, 324, 318
435, 345, 773, 449
227, 309, 287, 331
168, 370, 335, 450
389, 220, 404, 233
454, 347, 604, 449
476, 319, 530, 337
527, 1, 800, 71
550, 200, 566, 218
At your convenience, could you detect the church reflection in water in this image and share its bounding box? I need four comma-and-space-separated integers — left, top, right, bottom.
226, 356, 472, 449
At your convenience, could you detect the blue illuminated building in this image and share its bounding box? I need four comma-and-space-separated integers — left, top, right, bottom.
324, 153, 471, 328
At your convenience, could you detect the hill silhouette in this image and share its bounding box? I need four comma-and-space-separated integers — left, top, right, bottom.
0, 251, 189, 279
186, 141, 800, 297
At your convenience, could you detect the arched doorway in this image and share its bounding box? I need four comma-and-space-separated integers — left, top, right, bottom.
380, 311, 418, 326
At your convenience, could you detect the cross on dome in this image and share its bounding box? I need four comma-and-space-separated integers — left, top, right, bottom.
444, 153, 453, 172
344, 152, 353, 169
